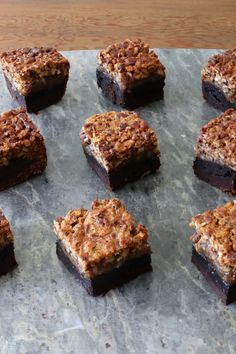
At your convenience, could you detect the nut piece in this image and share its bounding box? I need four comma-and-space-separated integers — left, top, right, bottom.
0, 210, 14, 249
201, 48, 236, 102
98, 39, 165, 88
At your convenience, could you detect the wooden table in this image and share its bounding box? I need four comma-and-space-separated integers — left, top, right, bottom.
1, 0, 235, 50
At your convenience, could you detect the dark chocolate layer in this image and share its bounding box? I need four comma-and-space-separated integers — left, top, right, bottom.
83, 147, 160, 190
56, 241, 152, 296
0, 157, 32, 182
193, 157, 236, 194
96, 68, 165, 109
202, 80, 236, 112
0, 243, 17, 276
191, 247, 236, 305
4, 74, 68, 113
0, 157, 46, 191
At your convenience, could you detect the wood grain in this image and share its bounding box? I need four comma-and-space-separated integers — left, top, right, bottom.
0, 0, 235, 50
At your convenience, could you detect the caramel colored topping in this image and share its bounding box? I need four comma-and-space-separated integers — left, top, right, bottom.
0, 210, 14, 249
201, 48, 236, 102
54, 198, 151, 279
98, 39, 165, 87
0, 107, 46, 167
0, 47, 70, 95
80, 110, 160, 170
190, 201, 236, 283
195, 109, 236, 171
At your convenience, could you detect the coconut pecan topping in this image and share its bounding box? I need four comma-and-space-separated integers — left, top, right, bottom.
98, 39, 165, 88
0, 210, 14, 249
80, 111, 160, 170
201, 48, 236, 102
0, 47, 70, 95
0, 107, 46, 167
54, 198, 151, 279
190, 201, 236, 283
195, 109, 236, 171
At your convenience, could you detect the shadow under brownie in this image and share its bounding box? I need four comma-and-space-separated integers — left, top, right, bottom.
0, 47, 70, 113
0, 210, 17, 276
80, 110, 160, 190
190, 201, 236, 305
193, 109, 236, 194
97, 38, 165, 109
53, 198, 152, 296
0, 107, 47, 191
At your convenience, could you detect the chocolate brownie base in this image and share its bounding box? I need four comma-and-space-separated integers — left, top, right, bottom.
4, 74, 68, 113
193, 157, 236, 194
0, 243, 17, 276
202, 80, 236, 112
191, 247, 236, 305
0, 157, 47, 191
83, 147, 160, 190
96, 68, 165, 109
56, 241, 152, 296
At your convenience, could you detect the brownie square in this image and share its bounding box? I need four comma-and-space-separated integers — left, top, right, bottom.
0, 107, 47, 190
201, 48, 236, 111
54, 198, 152, 296
0, 210, 17, 276
193, 109, 236, 194
97, 39, 165, 109
190, 201, 236, 305
0, 47, 70, 113
80, 111, 161, 190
